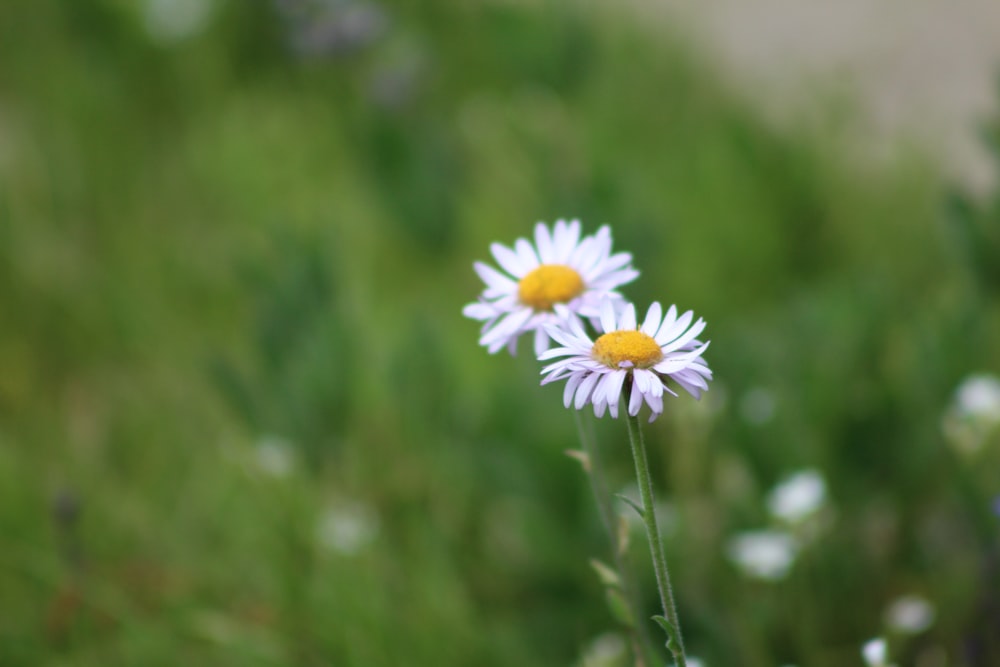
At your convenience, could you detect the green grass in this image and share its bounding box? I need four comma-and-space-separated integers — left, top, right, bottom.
1, 1, 999, 665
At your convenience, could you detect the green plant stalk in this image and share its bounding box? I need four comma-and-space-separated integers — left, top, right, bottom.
573, 411, 658, 667
625, 408, 687, 667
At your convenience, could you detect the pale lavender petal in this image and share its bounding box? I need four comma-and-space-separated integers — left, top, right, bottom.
562, 372, 585, 408
575, 372, 601, 410
633, 368, 652, 394
604, 370, 627, 410
628, 381, 644, 415
646, 391, 664, 422
607, 392, 619, 418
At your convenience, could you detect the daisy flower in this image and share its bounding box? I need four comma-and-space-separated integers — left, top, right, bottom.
462, 220, 639, 356
540, 299, 712, 421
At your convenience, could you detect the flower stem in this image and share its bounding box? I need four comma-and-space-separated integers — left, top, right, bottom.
573, 411, 657, 667
625, 409, 687, 667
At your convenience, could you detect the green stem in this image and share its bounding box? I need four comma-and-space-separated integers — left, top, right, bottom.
573, 411, 658, 667
625, 408, 687, 667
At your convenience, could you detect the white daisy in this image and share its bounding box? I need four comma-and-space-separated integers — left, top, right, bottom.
462, 220, 639, 356
539, 299, 712, 421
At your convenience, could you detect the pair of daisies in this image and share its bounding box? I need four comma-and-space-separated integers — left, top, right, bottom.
463, 219, 712, 421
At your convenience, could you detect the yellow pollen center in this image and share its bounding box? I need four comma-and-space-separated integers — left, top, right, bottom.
518, 264, 585, 311
592, 330, 664, 369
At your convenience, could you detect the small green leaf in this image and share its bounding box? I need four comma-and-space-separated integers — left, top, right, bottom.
605, 588, 635, 627
564, 449, 591, 473
615, 515, 631, 556
652, 615, 683, 655
589, 558, 620, 587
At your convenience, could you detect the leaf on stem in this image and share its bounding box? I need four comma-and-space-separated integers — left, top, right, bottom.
614, 493, 645, 519
564, 449, 592, 473
652, 615, 683, 656
616, 515, 631, 557
589, 558, 621, 587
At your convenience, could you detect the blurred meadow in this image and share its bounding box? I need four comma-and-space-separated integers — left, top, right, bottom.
2, 1, 1000, 666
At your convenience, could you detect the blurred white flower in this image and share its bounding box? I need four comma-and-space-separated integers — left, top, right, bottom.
767, 469, 826, 524
943, 373, 1000, 453
686, 658, 705, 667
254, 436, 295, 478
862, 637, 890, 667
143, 0, 215, 43
578, 632, 627, 667
955, 374, 1000, 419
726, 530, 798, 581
739, 386, 776, 425
884, 594, 935, 634
316, 500, 380, 555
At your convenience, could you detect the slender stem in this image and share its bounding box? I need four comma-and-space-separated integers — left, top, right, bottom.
573, 411, 657, 667
625, 409, 687, 667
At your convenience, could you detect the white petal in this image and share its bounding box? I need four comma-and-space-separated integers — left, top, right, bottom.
462, 301, 495, 320
641, 302, 663, 335
533, 326, 550, 358
662, 318, 707, 352
655, 309, 693, 345
474, 261, 518, 293
620, 302, 637, 330
490, 242, 526, 278
479, 307, 532, 348
514, 238, 540, 271
597, 251, 633, 275
599, 299, 617, 333
534, 223, 554, 263
588, 268, 641, 290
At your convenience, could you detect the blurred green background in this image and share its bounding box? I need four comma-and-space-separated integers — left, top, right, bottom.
2, 1, 1000, 666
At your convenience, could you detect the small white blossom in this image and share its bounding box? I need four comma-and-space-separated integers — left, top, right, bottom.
767, 469, 826, 524
943, 373, 1000, 453
726, 530, 798, 581
316, 500, 380, 556
955, 374, 1000, 419
884, 594, 935, 634
254, 436, 295, 478
862, 638, 889, 667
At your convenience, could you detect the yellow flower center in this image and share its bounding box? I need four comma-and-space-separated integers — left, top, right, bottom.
518, 264, 585, 311
592, 330, 664, 369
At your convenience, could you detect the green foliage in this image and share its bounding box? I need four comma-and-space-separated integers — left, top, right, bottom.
1, 1, 999, 666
